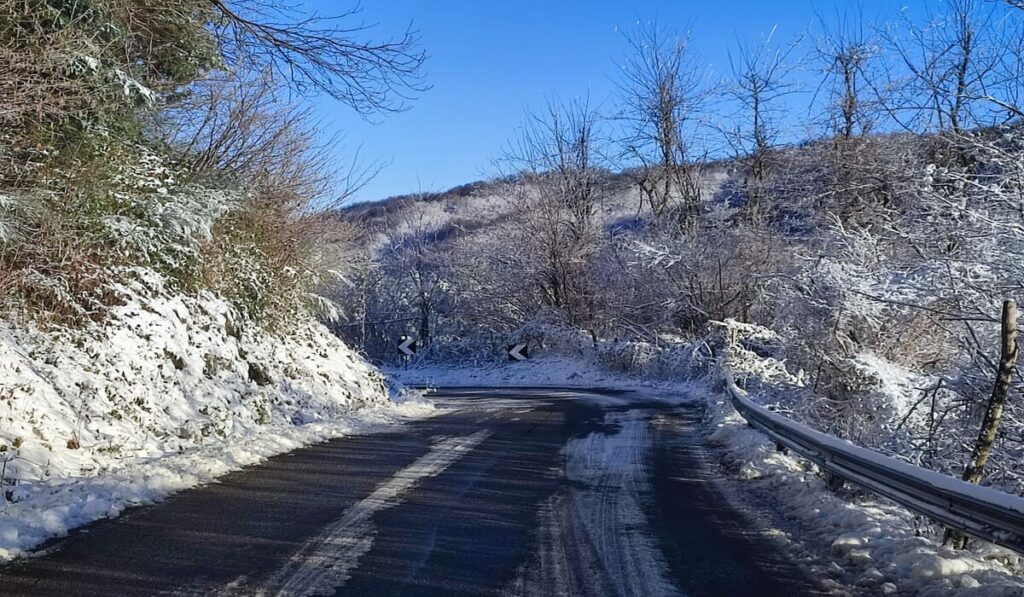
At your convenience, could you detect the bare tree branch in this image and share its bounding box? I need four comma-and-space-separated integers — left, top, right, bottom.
210, 0, 429, 116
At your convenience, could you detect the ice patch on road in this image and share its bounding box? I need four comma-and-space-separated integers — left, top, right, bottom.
509, 411, 680, 597
257, 430, 491, 597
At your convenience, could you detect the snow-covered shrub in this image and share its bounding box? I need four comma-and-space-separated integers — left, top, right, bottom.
712, 318, 804, 386
99, 146, 237, 277
512, 310, 594, 356
0, 140, 240, 324
627, 222, 790, 338
594, 337, 712, 380
597, 339, 661, 372
0, 0, 379, 334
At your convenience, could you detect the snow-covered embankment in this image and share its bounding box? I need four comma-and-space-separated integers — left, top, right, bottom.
0, 271, 429, 560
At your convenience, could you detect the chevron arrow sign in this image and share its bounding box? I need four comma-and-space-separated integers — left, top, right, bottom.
507, 343, 528, 362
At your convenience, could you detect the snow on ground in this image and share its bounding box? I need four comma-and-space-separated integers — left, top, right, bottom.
704, 385, 1024, 596
510, 409, 679, 597
0, 269, 434, 561
385, 356, 693, 402
387, 356, 635, 387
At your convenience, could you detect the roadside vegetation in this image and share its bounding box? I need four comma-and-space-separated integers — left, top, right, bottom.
0, 0, 424, 556
0, 0, 424, 327
334, 0, 1024, 518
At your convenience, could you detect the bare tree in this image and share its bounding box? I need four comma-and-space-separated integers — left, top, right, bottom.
987, 6, 1024, 121
944, 300, 1019, 549
808, 10, 904, 223
616, 22, 707, 230
336, 201, 454, 355
510, 98, 603, 232
722, 27, 801, 220
505, 98, 605, 327
962, 300, 1019, 486
883, 0, 1006, 134
814, 10, 881, 141
393, 208, 448, 349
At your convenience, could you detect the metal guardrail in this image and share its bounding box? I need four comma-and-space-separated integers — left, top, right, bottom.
722, 371, 1024, 554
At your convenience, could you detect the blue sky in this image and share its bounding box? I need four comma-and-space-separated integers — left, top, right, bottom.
307, 0, 936, 204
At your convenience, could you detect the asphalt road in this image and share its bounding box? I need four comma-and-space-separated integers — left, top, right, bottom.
0, 387, 825, 596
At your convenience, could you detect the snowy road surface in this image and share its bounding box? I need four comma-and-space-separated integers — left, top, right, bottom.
0, 387, 823, 596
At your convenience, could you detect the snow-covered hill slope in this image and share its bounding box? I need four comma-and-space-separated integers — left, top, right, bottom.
342, 168, 727, 257
0, 269, 428, 560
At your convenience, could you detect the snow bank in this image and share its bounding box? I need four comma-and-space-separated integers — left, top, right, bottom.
386, 356, 695, 404
0, 269, 432, 560
704, 386, 1024, 595
387, 357, 635, 387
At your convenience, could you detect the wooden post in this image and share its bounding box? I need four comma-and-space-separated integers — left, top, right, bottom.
948, 299, 1018, 549
962, 300, 1018, 486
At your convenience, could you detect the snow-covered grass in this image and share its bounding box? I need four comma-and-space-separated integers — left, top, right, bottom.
388, 356, 638, 388
0, 269, 434, 561
385, 356, 695, 404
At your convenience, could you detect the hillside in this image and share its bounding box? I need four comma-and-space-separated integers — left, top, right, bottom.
330, 127, 1024, 502
5, 0, 1024, 593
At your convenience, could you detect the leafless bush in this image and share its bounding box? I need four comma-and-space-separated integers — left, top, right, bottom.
502, 99, 606, 328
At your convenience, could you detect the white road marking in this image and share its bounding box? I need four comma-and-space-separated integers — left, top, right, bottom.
256, 430, 491, 597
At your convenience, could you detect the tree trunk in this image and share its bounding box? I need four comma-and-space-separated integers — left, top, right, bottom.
947, 299, 1018, 549
418, 295, 431, 348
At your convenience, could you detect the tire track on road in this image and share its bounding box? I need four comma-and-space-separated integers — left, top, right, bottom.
509, 410, 680, 597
